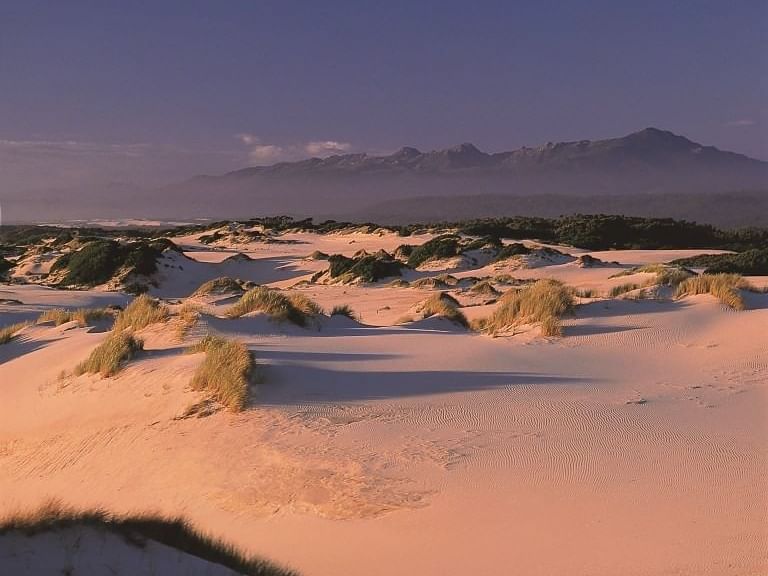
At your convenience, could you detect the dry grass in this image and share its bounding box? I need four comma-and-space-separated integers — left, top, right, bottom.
226, 286, 316, 326
75, 332, 143, 377
187, 335, 254, 411
609, 283, 640, 298
330, 304, 357, 320
113, 294, 169, 332
37, 307, 113, 327
574, 288, 599, 298
175, 303, 200, 340
412, 293, 468, 327
476, 279, 573, 337
469, 280, 501, 297
191, 276, 245, 296
0, 321, 30, 345
674, 273, 748, 310
0, 499, 296, 576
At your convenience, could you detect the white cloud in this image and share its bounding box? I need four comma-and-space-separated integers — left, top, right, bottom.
305, 140, 352, 156
235, 134, 354, 165
724, 119, 755, 127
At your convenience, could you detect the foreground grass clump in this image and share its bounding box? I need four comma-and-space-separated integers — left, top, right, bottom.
187, 335, 254, 411
0, 499, 296, 576
75, 332, 144, 377
226, 286, 317, 326
113, 294, 169, 332
37, 307, 113, 327
475, 279, 573, 336
674, 273, 748, 310
330, 304, 357, 319
0, 322, 30, 345
409, 293, 468, 327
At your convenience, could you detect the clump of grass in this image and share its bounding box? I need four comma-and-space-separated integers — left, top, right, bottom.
414, 292, 468, 327
330, 304, 357, 320
674, 273, 748, 310
113, 294, 169, 332
0, 499, 296, 576
477, 278, 573, 337
612, 264, 692, 288
469, 279, 500, 297
37, 307, 113, 327
187, 335, 254, 411
75, 332, 143, 377
609, 283, 640, 298
191, 277, 245, 296
175, 303, 200, 340
574, 288, 598, 298
0, 321, 30, 345
286, 292, 324, 316
226, 286, 311, 326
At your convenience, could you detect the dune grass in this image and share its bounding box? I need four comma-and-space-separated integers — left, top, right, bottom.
226, 286, 319, 326
674, 273, 748, 310
469, 279, 501, 297
75, 332, 144, 377
191, 276, 245, 296
37, 307, 113, 327
113, 294, 169, 332
175, 303, 200, 340
409, 292, 468, 327
187, 335, 254, 411
330, 304, 357, 320
0, 321, 30, 345
475, 278, 573, 336
0, 499, 296, 576
609, 283, 640, 298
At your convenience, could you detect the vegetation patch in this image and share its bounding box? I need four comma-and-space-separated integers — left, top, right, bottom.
330, 304, 358, 320
327, 252, 405, 283
406, 235, 462, 268
75, 332, 143, 377
609, 283, 641, 298
671, 248, 768, 276
187, 335, 255, 412
0, 322, 30, 345
0, 499, 296, 576
474, 279, 573, 336
227, 287, 317, 326
407, 292, 468, 328
674, 273, 748, 310
113, 294, 169, 332
192, 276, 249, 296
37, 307, 114, 327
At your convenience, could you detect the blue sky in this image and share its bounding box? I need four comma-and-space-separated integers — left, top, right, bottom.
0, 0, 765, 192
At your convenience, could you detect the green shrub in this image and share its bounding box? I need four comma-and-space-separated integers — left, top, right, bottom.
187, 335, 254, 411
327, 253, 404, 283
406, 235, 461, 268
672, 248, 768, 275
75, 332, 143, 377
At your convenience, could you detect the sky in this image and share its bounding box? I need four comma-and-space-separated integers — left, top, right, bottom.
0, 0, 766, 195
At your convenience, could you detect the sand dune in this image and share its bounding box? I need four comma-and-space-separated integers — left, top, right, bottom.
1, 229, 766, 575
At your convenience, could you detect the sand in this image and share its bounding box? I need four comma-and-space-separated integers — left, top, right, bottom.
0, 230, 766, 575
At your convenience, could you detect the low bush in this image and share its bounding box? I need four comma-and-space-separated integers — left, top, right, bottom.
330, 304, 357, 320
327, 253, 404, 283
672, 248, 768, 275
227, 287, 315, 326
406, 235, 461, 268
187, 335, 254, 411
192, 277, 246, 296
75, 332, 143, 377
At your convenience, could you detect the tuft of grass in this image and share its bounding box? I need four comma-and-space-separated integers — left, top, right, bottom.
469, 279, 500, 297
477, 278, 573, 337
191, 277, 245, 296
187, 335, 254, 411
286, 292, 324, 316
0, 499, 297, 576
574, 288, 598, 298
113, 294, 169, 332
330, 304, 357, 320
609, 283, 640, 298
226, 287, 315, 326
75, 332, 143, 377
674, 273, 748, 310
0, 321, 30, 345
175, 303, 200, 340
37, 307, 113, 327
414, 292, 468, 327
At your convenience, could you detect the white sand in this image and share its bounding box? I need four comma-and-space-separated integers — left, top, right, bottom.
0, 232, 765, 575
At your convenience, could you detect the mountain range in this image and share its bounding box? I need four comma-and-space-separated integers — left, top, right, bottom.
4, 128, 767, 226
